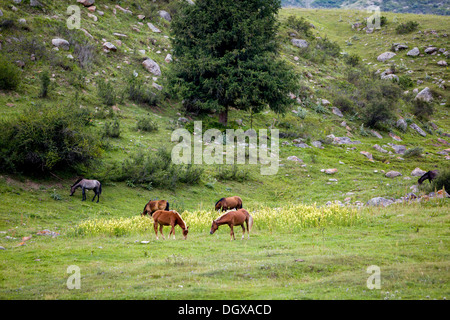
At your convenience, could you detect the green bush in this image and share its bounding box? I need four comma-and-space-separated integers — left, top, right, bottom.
395, 21, 419, 34
404, 147, 423, 158
39, 70, 51, 98
344, 53, 361, 67
103, 118, 121, 138
0, 105, 102, 174
136, 116, 159, 132
428, 168, 450, 193
413, 99, 434, 120
126, 74, 158, 106
286, 15, 313, 39
214, 164, 250, 182
116, 148, 204, 190
97, 78, 116, 106
0, 58, 21, 90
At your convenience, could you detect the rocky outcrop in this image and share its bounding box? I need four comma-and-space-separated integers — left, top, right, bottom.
142, 58, 161, 76
291, 39, 309, 48
410, 123, 427, 137
377, 52, 396, 62
415, 87, 433, 102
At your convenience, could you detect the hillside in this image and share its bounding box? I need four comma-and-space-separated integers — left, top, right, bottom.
0, 0, 449, 300
282, 0, 450, 15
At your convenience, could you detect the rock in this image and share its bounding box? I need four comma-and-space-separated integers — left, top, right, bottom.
102, 42, 117, 52
385, 171, 402, 178
411, 167, 426, 177
0, 9, 3, 17
371, 130, 383, 139
311, 141, 323, 149
321, 99, 331, 106
294, 143, 311, 148
410, 123, 427, 137
0, 246, 4, 250
373, 144, 388, 153
291, 39, 309, 48
52, 38, 70, 50
115, 5, 132, 15
152, 82, 163, 91
424, 47, 437, 54
389, 132, 403, 141
137, 14, 145, 20
377, 52, 396, 62
327, 135, 361, 145
87, 6, 96, 12
407, 47, 420, 56
158, 10, 172, 22
147, 22, 161, 33
437, 60, 448, 66
415, 87, 433, 102
389, 143, 406, 154
322, 168, 338, 175
287, 156, 303, 163
396, 119, 408, 131
366, 197, 394, 207
393, 43, 408, 51
30, 0, 41, 6
178, 117, 189, 123
87, 13, 97, 21
113, 33, 127, 38
142, 58, 161, 76
437, 138, 448, 145
381, 73, 399, 82
77, 0, 95, 6
360, 151, 373, 160
165, 54, 173, 63
331, 107, 343, 117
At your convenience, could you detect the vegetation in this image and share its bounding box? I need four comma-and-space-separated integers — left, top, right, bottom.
0, 58, 21, 90
395, 21, 420, 34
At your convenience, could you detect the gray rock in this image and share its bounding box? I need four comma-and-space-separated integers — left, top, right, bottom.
407, 47, 420, 56
388, 143, 407, 154
411, 167, 426, 177
437, 60, 448, 66
291, 39, 309, 48
311, 141, 323, 149
415, 87, 433, 102
371, 130, 383, 139
331, 107, 343, 117
373, 144, 388, 153
410, 123, 427, 137
294, 143, 311, 148
327, 135, 361, 145
52, 38, 70, 50
142, 58, 161, 76
385, 171, 402, 178
147, 22, 161, 33
77, 0, 95, 6
165, 54, 173, 63
158, 10, 172, 22
396, 118, 408, 131
393, 43, 408, 51
377, 52, 396, 62
381, 73, 399, 82
424, 47, 437, 54
178, 117, 189, 123
102, 42, 117, 52
30, 0, 41, 6
287, 156, 303, 163
366, 197, 394, 207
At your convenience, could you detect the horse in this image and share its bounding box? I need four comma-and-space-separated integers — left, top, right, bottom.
152, 210, 189, 240
70, 178, 102, 203
418, 170, 439, 185
214, 196, 243, 212
210, 209, 253, 240
142, 200, 169, 217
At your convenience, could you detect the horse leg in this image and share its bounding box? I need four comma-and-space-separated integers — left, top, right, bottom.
229, 225, 235, 241
82, 187, 86, 201
92, 190, 97, 202
154, 222, 159, 240
171, 225, 176, 240
159, 225, 165, 240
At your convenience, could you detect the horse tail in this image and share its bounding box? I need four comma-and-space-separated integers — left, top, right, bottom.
165, 201, 169, 211
98, 182, 102, 195
237, 197, 243, 209
248, 213, 253, 232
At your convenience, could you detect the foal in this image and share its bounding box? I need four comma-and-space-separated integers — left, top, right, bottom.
210, 209, 253, 240
214, 196, 243, 211
152, 210, 189, 240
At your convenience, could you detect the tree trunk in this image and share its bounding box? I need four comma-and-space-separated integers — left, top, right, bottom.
219, 106, 228, 127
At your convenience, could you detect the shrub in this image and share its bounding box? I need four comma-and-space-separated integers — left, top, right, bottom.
39, 70, 51, 98
286, 15, 313, 39
214, 164, 250, 182
0, 105, 102, 174
363, 99, 395, 129
398, 75, 414, 89
103, 118, 121, 138
97, 78, 116, 106
395, 21, 419, 34
428, 168, 450, 193
136, 116, 159, 132
344, 53, 361, 67
404, 147, 423, 158
0, 58, 21, 90
126, 74, 158, 106
413, 99, 434, 120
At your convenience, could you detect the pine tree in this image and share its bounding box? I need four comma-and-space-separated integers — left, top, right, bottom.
168, 0, 299, 126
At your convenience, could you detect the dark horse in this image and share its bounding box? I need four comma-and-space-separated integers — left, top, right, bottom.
214, 196, 243, 212
210, 209, 253, 240
142, 200, 169, 217
418, 170, 439, 185
152, 210, 189, 240
70, 178, 102, 203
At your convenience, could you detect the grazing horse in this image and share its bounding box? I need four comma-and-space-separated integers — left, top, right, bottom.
210, 209, 253, 240
70, 178, 102, 203
418, 170, 439, 185
142, 200, 169, 217
152, 210, 189, 240
214, 196, 243, 212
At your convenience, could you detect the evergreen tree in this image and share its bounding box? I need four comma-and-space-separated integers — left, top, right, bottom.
168, 0, 299, 126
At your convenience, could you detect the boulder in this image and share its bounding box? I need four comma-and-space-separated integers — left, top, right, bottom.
392, 43, 408, 51
373, 144, 388, 153
77, 0, 95, 6
102, 42, 117, 52
407, 47, 420, 56
437, 60, 448, 66
377, 52, 396, 62
287, 156, 303, 163
322, 168, 338, 174
381, 73, 399, 82
371, 130, 383, 139
366, 197, 394, 207
411, 167, 426, 177
389, 143, 406, 154
165, 54, 173, 63
291, 39, 309, 48
30, 0, 41, 6
415, 87, 433, 102
115, 5, 132, 15
311, 141, 323, 149
327, 135, 361, 145
360, 151, 373, 160
389, 132, 403, 142
52, 38, 70, 50
410, 123, 427, 137
424, 47, 437, 54
147, 23, 161, 33
396, 118, 407, 131
293, 143, 311, 149
385, 171, 402, 178
158, 10, 172, 22
331, 107, 343, 117
142, 58, 161, 76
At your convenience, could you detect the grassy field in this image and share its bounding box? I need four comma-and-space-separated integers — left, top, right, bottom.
0, 2, 449, 300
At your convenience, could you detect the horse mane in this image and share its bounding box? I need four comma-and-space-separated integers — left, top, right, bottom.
215, 198, 225, 206
71, 178, 83, 188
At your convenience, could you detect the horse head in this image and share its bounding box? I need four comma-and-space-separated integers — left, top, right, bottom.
183, 226, 189, 240
210, 220, 219, 235
214, 198, 224, 211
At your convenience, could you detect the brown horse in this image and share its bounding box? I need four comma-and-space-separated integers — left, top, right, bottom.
214, 196, 243, 211
142, 200, 169, 217
152, 210, 189, 240
210, 209, 253, 240
418, 170, 439, 185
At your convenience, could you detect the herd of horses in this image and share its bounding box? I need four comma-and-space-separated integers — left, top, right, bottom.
69, 170, 439, 240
